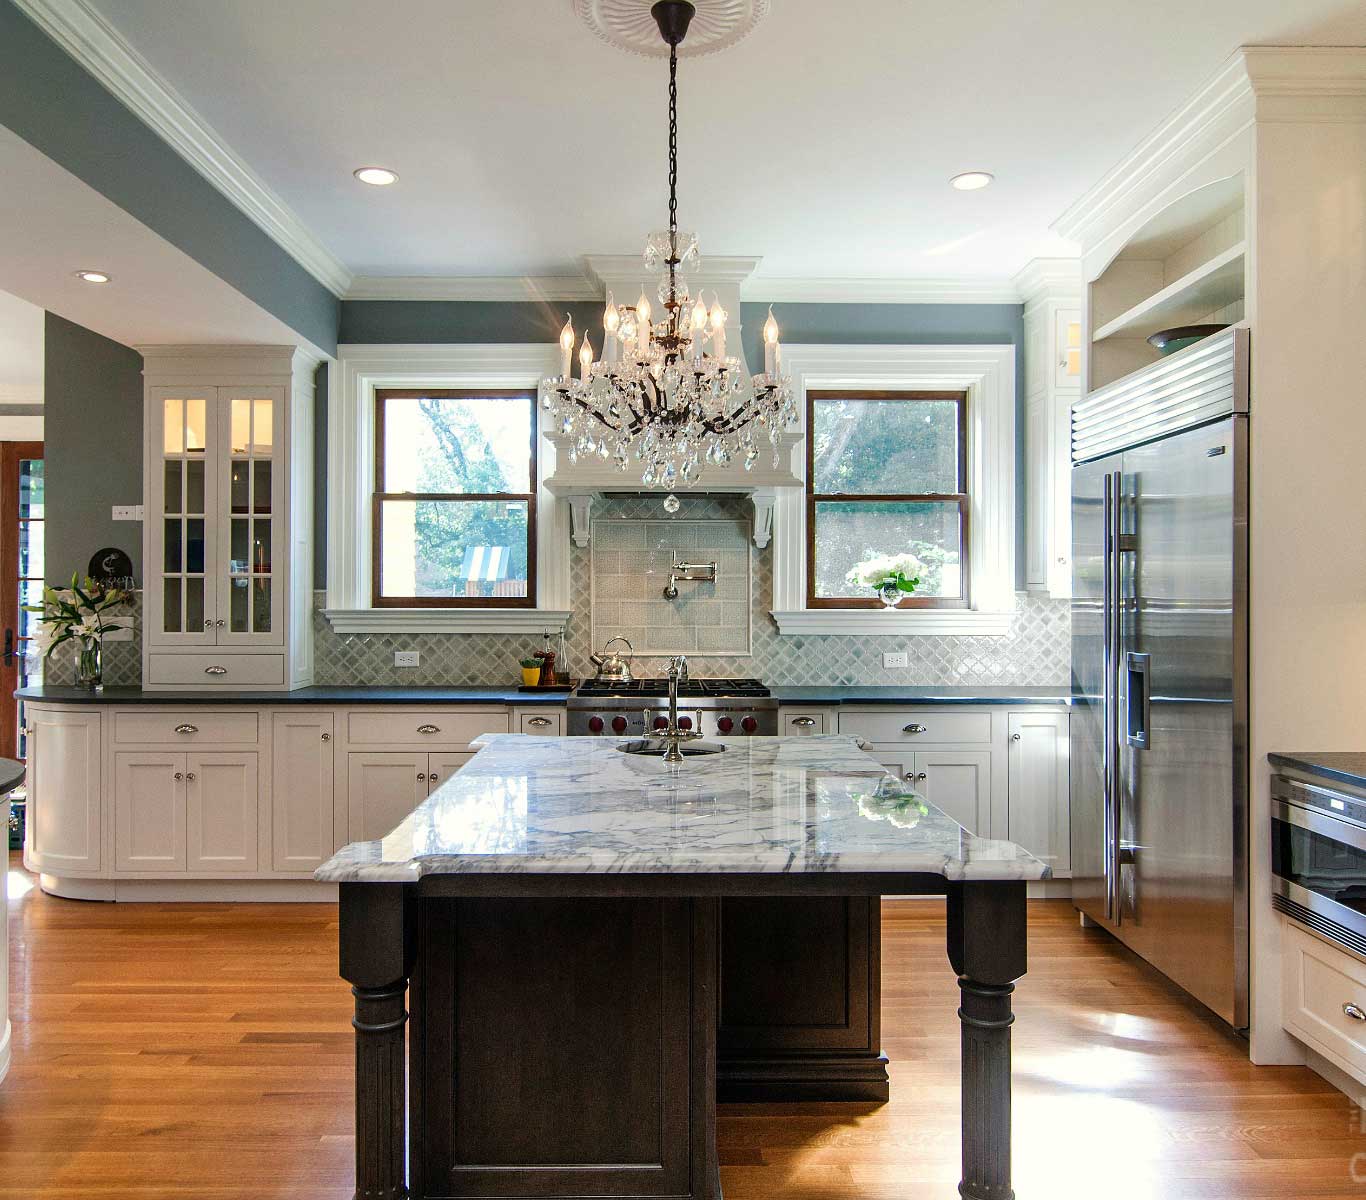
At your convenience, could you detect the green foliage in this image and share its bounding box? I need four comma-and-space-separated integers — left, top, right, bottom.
26, 573, 129, 659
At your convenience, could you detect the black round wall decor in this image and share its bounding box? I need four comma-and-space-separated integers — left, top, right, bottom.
88, 547, 135, 589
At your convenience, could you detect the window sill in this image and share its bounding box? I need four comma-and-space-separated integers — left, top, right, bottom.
323, 607, 572, 635
770, 609, 1015, 636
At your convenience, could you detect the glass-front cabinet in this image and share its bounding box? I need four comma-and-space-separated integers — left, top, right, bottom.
148, 386, 284, 647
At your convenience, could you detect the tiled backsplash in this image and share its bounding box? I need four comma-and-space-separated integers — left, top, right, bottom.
48, 497, 1071, 689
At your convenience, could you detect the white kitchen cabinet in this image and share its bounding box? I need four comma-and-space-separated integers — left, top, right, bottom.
873, 750, 991, 836
1007, 711, 1071, 873
271, 712, 336, 872
114, 751, 185, 872
186, 752, 259, 872
428, 753, 474, 791
25, 707, 103, 875
350, 752, 430, 842
142, 347, 319, 690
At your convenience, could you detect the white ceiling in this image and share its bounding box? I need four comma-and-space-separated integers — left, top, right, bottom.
79, 0, 1366, 285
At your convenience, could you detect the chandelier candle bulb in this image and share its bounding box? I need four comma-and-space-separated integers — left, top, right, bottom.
603, 293, 620, 367
580, 335, 594, 382
709, 298, 727, 361
690, 297, 707, 363
559, 315, 575, 380
763, 306, 780, 376
636, 290, 652, 345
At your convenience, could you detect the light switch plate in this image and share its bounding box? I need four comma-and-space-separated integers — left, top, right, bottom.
394, 650, 420, 668
882, 651, 909, 669
112, 505, 144, 521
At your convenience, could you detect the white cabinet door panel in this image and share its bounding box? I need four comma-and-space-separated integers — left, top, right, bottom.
427, 753, 473, 793
1008, 712, 1070, 872
271, 712, 336, 872
115, 752, 185, 872
350, 752, 430, 842
914, 750, 992, 836
27, 709, 102, 873
186, 752, 259, 872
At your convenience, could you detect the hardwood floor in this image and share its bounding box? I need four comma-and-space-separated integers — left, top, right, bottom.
2, 858, 1362, 1199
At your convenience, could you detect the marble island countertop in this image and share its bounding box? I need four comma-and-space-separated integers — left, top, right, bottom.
317, 733, 1049, 885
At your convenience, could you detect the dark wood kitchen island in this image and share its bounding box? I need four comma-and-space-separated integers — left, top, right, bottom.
317, 733, 1046, 1200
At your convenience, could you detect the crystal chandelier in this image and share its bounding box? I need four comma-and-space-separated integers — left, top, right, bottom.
539, 0, 794, 497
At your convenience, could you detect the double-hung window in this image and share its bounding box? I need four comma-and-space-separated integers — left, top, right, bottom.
806, 390, 969, 609
372, 390, 536, 608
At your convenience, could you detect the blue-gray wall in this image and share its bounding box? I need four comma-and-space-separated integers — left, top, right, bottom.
331, 299, 1027, 585
0, 4, 338, 354
43, 312, 144, 584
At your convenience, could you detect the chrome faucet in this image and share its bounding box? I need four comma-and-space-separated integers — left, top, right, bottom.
661, 654, 702, 763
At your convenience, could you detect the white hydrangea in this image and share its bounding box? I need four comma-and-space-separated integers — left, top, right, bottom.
845, 552, 925, 589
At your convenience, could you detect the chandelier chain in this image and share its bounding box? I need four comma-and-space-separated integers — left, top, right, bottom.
667, 38, 679, 307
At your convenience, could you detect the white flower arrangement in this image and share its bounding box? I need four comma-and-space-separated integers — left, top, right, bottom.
27, 574, 131, 660
845, 552, 924, 595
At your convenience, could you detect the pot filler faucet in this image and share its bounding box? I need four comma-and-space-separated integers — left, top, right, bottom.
661, 655, 704, 763
662, 562, 717, 600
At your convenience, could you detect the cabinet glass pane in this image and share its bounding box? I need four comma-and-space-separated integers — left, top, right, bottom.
230, 462, 249, 514
163, 462, 181, 514
163, 577, 181, 633
231, 519, 249, 572
231, 398, 251, 455
163, 398, 184, 454
252, 397, 273, 450
253, 460, 271, 514
186, 460, 205, 514
164, 520, 182, 572
253, 579, 271, 632
253, 520, 272, 573
186, 577, 204, 632
185, 399, 207, 453
231, 577, 248, 632
186, 519, 205, 573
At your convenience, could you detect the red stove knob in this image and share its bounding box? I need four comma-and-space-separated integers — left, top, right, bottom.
653, 716, 669, 731
678, 716, 693, 730
741, 716, 758, 734
611, 716, 628, 734
717, 716, 734, 734
588, 716, 604, 734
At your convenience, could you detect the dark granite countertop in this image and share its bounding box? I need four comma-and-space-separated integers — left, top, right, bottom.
0, 758, 23, 794
771, 685, 1070, 706
15, 685, 569, 706
1268, 752, 1366, 791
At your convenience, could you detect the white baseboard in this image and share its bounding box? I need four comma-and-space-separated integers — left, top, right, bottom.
39, 874, 338, 903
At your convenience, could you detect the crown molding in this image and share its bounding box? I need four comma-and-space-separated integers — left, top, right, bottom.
346, 275, 601, 302
12, 0, 354, 297
746, 276, 1022, 305
1011, 258, 1082, 313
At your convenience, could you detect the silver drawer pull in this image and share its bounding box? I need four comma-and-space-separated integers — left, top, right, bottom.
1344, 1003, 1366, 1022
416, 724, 441, 734
791, 717, 816, 727
526, 717, 553, 728
903, 723, 928, 734
204, 666, 228, 676
174, 724, 198, 735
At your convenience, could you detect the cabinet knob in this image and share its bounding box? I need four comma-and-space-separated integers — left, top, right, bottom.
903, 723, 928, 734
792, 717, 816, 727
417, 772, 428, 781
1345, 1003, 1366, 1022
185, 772, 196, 781
1057, 557, 1067, 565
416, 724, 441, 734
904, 771, 928, 783
527, 717, 552, 728
215, 619, 226, 628
321, 732, 331, 742
174, 772, 183, 781
203, 620, 213, 629
174, 724, 198, 735
205, 665, 228, 676
1011, 732, 1023, 742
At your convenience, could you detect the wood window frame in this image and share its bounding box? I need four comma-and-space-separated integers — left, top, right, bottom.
371, 389, 537, 609
805, 390, 970, 610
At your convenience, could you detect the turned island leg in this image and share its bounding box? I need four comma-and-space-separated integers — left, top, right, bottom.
339, 883, 412, 1200
947, 881, 1027, 1200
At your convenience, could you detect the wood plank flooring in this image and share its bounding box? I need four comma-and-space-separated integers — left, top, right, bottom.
2, 857, 1363, 1199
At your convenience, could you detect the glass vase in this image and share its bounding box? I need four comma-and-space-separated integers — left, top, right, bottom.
76, 641, 103, 691
878, 581, 902, 608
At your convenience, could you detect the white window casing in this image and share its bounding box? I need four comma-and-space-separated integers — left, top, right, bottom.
771, 343, 1017, 636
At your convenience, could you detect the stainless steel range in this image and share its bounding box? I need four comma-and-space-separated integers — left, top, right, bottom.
567, 677, 778, 738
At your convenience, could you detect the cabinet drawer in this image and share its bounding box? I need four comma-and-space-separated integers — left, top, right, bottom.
1283, 924, 1366, 1078
347, 709, 510, 749
114, 710, 259, 746
778, 709, 828, 736
517, 710, 564, 736
837, 709, 992, 745
146, 653, 285, 687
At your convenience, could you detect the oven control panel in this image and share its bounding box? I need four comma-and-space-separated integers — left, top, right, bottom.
567, 706, 776, 738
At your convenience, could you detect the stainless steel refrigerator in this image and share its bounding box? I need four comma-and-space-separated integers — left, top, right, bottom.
1070, 326, 1249, 1030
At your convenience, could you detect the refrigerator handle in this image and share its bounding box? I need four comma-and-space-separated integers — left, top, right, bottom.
1125, 652, 1152, 750
1102, 471, 1121, 922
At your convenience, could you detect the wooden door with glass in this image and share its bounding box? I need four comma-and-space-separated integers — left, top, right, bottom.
0, 442, 43, 760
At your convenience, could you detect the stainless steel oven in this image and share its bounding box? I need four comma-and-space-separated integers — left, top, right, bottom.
1272, 773, 1366, 959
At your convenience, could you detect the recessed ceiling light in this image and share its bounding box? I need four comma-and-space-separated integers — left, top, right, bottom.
74, 269, 111, 283
354, 166, 398, 187
950, 171, 994, 191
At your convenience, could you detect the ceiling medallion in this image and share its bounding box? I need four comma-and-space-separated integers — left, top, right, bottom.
542, 0, 794, 495
574, 0, 769, 58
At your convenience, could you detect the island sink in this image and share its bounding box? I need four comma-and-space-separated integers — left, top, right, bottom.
617, 737, 727, 756
319, 733, 1047, 1200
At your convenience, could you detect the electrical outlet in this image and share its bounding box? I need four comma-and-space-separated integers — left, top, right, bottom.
882, 651, 909, 669
111, 505, 144, 521
394, 650, 420, 668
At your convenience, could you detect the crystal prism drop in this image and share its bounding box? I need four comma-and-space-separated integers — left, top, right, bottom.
663, 493, 681, 514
